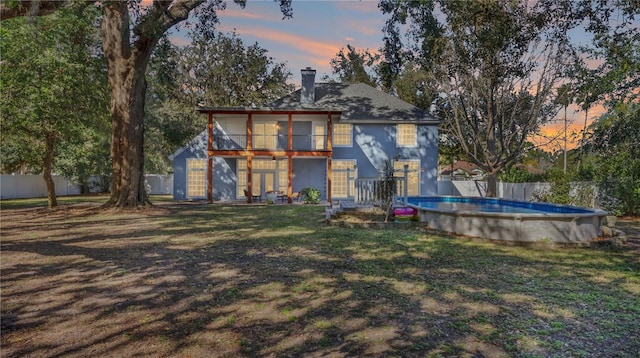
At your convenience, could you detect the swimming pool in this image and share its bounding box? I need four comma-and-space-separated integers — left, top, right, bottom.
408, 196, 606, 244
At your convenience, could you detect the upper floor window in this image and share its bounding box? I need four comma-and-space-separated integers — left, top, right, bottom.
333, 123, 352, 147
397, 123, 416, 147
253, 122, 278, 149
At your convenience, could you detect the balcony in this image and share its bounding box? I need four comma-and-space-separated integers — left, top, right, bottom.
213, 134, 328, 151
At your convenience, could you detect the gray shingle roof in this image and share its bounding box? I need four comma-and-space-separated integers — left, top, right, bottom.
268, 82, 440, 123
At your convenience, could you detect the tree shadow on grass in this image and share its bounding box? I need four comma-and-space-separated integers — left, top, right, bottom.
1, 204, 639, 357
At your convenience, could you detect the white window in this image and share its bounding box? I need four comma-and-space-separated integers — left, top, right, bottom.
397, 124, 417, 147
333, 123, 352, 147
186, 159, 207, 198
314, 124, 326, 150
278, 159, 289, 191
331, 160, 357, 198
394, 160, 420, 196
253, 122, 278, 149
237, 159, 247, 198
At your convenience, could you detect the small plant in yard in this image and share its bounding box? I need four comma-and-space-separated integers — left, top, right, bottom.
375, 159, 397, 222
300, 187, 321, 204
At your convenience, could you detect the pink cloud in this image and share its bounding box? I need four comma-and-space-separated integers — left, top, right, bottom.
344, 19, 383, 38
218, 6, 266, 21
169, 35, 190, 47
234, 26, 342, 62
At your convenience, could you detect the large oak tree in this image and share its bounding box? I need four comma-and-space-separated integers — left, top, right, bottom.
1, 6, 109, 207
1, 0, 293, 207
380, 0, 573, 197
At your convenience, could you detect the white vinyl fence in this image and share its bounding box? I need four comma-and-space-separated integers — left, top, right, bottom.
437, 181, 552, 201
0, 174, 173, 200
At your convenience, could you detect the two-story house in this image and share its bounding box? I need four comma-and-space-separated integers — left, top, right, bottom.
170, 68, 440, 203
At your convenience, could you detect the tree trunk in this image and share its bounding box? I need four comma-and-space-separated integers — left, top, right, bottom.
104, 62, 148, 207
43, 133, 57, 208
486, 171, 498, 197
101, 3, 153, 208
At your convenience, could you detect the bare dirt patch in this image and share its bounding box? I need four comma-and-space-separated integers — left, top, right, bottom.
616, 216, 640, 251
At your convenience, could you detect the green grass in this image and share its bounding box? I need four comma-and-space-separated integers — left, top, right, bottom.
0, 194, 173, 209
1, 199, 638, 357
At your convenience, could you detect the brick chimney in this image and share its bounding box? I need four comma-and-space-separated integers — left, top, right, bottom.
300, 67, 316, 104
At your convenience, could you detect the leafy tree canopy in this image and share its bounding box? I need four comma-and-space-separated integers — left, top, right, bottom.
1, 0, 293, 208
144, 31, 294, 173
0, 6, 110, 206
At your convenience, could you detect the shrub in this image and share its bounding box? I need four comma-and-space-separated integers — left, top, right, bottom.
374, 159, 397, 222
300, 187, 321, 204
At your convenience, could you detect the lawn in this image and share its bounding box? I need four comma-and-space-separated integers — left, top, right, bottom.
1, 199, 639, 357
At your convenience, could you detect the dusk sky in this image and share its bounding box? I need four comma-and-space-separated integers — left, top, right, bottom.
214, 0, 385, 84
172, 1, 622, 150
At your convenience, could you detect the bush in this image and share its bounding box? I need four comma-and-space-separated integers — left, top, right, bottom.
300, 187, 321, 204
545, 168, 573, 205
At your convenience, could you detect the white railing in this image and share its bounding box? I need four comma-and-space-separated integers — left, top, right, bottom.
353, 177, 407, 205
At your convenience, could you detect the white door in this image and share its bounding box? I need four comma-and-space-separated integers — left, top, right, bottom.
252, 172, 261, 196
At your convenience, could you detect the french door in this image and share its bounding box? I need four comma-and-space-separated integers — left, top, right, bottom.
252, 172, 275, 196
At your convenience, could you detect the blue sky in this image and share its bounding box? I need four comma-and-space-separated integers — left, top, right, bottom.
214, 1, 386, 85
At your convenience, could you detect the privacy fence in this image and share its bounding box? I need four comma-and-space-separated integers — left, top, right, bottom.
0, 174, 173, 200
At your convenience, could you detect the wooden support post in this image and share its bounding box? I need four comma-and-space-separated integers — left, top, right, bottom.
287, 112, 293, 150
247, 155, 253, 203
327, 113, 333, 152
327, 157, 332, 204
247, 114, 253, 203
288, 155, 293, 203
247, 114, 253, 150
326, 113, 333, 203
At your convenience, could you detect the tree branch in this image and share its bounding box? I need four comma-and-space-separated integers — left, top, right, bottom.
1, 0, 70, 20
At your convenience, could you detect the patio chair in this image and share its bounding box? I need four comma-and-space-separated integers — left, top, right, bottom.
291, 191, 302, 203
243, 189, 261, 203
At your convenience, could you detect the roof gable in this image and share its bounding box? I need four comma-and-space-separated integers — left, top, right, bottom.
168, 129, 208, 160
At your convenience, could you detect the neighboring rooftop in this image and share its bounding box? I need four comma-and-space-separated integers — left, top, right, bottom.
440, 160, 483, 176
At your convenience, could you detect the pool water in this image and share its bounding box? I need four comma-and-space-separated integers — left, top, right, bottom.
418, 201, 553, 214
408, 196, 594, 215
